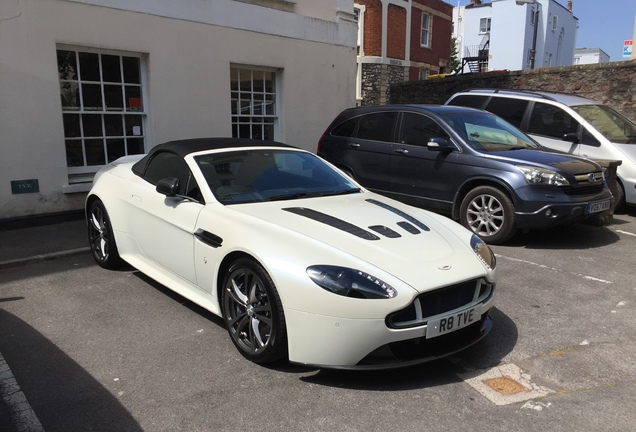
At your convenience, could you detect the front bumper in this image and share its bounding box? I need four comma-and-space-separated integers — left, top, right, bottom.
284, 285, 495, 369
513, 188, 613, 230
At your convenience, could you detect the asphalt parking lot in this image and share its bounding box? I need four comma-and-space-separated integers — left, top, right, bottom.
1, 210, 635, 432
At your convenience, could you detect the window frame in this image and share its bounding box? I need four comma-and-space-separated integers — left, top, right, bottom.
57, 45, 148, 186
420, 13, 431, 48
479, 17, 491, 34
230, 65, 279, 141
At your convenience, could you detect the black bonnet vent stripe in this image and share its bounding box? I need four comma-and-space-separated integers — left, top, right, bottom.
369, 225, 402, 238
366, 199, 431, 232
397, 221, 420, 235
283, 207, 380, 240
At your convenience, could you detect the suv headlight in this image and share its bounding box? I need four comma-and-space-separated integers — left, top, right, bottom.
516, 165, 570, 186
307, 266, 397, 299
471, 235, 496, 271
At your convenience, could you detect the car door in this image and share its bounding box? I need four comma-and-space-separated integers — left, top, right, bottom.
129, 151, 204, 285
338, 111, 397, 192
389, 112, 459, 213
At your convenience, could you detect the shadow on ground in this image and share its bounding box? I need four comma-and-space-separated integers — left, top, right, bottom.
0, 309, 142, 431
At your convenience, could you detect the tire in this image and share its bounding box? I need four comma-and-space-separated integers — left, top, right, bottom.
222, 258, 288, 364
339, 167, 355, 181
87, 200, 123, 269
459, 186, 517, 244
612, 180, 626, 212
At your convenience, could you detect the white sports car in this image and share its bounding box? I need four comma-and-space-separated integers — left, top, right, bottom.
86, 138, 497, 369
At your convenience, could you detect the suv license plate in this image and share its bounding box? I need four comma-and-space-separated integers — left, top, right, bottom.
586, 200, 611, 214
426, 305, 481, 339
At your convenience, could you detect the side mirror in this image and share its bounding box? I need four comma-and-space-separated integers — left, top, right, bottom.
563, 132, 579, 144
427, 137, 454, 152
156, 177, 181, 196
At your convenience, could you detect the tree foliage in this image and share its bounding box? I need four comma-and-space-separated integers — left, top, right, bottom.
450, 37, 462, 74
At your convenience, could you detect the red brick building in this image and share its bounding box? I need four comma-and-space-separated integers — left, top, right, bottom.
355, 0, 453, 105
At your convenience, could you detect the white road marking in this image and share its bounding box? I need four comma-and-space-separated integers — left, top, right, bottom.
615, 229, 636, 237
495, 254, 613, 284
0, 352, 44, 432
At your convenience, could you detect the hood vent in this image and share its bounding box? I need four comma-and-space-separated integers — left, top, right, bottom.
283, 207, 380, 240
369, 225, 401, 238
366, 199, 431, 232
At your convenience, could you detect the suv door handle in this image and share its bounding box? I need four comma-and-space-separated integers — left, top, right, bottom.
348, 143, 361, 148
394, 148, 409, 155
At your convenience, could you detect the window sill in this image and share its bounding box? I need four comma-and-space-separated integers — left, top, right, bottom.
63, 183, 93, 194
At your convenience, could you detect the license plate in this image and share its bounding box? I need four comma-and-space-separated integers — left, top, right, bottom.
426, 305, 481, 339
586, 200, 611, 214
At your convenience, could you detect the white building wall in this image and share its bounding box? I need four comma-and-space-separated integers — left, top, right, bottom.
0, 0, 357, 219
574, 49, 610, 65
459, 4, 491, 59
489, 1, 526, 70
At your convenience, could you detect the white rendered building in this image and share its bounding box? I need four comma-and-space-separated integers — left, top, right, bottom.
0, 0, 357, 219
452, 0, 578, 72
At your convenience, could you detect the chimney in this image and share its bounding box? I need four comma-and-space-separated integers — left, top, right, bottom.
568, 0, 572, 12
470, 0, 482, 5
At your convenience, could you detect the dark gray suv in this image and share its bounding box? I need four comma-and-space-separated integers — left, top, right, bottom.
317, 105, 612, 244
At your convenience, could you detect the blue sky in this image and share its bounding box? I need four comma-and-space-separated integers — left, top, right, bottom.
445, 0, 635, 62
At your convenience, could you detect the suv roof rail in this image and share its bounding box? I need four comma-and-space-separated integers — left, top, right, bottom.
462, 88, 559, 102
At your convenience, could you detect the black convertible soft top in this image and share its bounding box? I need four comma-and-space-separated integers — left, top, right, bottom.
131, 137, 295, 177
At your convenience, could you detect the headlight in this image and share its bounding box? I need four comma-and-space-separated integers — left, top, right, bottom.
516, 165, 569, 186
307, 266, 397, 299
471, 235, 496, 271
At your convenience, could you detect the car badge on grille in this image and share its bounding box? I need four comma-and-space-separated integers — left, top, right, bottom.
438, 265, 452, 270
588, 173, 598, 182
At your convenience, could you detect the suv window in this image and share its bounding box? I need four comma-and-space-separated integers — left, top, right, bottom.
484, 97, 529, 128
331, 117, 359, 137
398, 112, 450, 146
447, 95, 487, 109
356, 112, 397, 142
528, 102, 578, 139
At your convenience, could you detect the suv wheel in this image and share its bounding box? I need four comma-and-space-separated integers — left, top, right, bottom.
460, 186, 517, 244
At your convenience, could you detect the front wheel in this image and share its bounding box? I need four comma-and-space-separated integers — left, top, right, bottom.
460, 186, 517, 244
222, 258, 288, 364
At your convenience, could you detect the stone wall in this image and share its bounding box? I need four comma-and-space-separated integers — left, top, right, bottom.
389, 60, 636, 121
361, 63, 407, 106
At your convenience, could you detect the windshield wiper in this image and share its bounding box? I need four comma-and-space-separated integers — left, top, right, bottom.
265, 188, 361, 202
329, 188, 361, 196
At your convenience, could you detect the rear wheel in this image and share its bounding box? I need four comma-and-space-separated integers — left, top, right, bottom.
87, 200, 122, 269
222, 258, 287, 364
460, 186, 517, 244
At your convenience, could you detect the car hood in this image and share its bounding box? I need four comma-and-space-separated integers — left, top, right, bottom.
229, 193, 487, 292
489, 149, 600, 175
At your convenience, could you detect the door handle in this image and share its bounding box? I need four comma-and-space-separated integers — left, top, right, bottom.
348, 143, 361, 148
394, 148, 409, 155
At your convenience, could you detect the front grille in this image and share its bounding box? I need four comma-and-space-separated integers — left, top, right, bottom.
386, 279, 493, 329
561, 171, 605, 196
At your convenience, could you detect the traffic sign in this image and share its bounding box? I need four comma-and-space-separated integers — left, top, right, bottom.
624, 40, 633, 58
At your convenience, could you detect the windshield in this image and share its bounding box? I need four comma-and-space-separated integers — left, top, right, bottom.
438, 110, 539, 152
194, 149, 360, 204
572, 104, 636, 144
